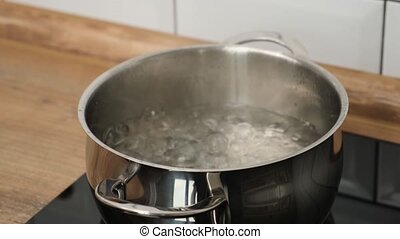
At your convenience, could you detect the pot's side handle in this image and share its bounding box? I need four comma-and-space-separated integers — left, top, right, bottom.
95, 167, 229, 221
224, 31, 307, 56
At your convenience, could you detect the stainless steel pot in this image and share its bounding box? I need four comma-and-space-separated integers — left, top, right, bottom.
78, 32, 348, 223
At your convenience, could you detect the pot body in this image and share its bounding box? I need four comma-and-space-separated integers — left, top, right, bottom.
79, 40, 348, 223
86, 132, 343, 223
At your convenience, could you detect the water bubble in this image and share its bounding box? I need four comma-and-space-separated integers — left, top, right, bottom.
263, 128, 276, 137
142, 107, 164, 121
252, 132, 266, 146
291, 133, 301, 142
267, 123, 287, 133
225, 114, 244, 124
228, 140, 245, 156
205, 133, 228, 155
104, 105, 320, 169
165, 141, 197, 163
160, 121, 170, 131
124, 135, 146, 150
103, 124, 129, 147
166, 137, 181, 150
273, 127, 285, 133
234, 122, 254, 139
202, 118, 218, 131
148, 137, 167, 156
198, 153, 229, 168
115, 123, 129, 136
213, 155, 229, 168
103, 126, 116, 146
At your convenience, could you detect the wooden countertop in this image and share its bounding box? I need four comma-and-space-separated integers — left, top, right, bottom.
0, 2, 399, 223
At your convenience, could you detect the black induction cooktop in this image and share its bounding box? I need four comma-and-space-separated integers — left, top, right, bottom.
26, 174, 400, 224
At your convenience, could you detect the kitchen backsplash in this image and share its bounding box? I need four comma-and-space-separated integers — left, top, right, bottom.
176, 0, 383, 74
383, 1, 400, 77
7, 0, 400, 78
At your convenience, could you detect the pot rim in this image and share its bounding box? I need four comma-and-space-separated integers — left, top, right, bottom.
78, 44, 349, 173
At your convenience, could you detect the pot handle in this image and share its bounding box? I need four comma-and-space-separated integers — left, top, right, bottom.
224, 31, 307, 56
95, 164, 228, 221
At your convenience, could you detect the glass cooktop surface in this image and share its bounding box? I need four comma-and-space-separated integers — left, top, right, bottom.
26, 175, 400, 224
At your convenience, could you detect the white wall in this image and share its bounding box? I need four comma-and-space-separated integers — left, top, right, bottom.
383, 1, 400, 78
176, 0, 383, 74
7, 0, 400, 78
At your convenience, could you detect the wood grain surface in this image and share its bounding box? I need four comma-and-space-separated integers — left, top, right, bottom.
324, 65, 400, 144
0, 2, 399, 223
0, 39, 112, 223
0, 2, 204, 62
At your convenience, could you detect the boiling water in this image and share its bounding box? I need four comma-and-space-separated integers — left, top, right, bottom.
103, 105, 321, 169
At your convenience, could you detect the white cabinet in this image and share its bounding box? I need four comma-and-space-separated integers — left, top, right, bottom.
383, 1, 400, 78
176, 0, 384, 73
9, 0, 175, 33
